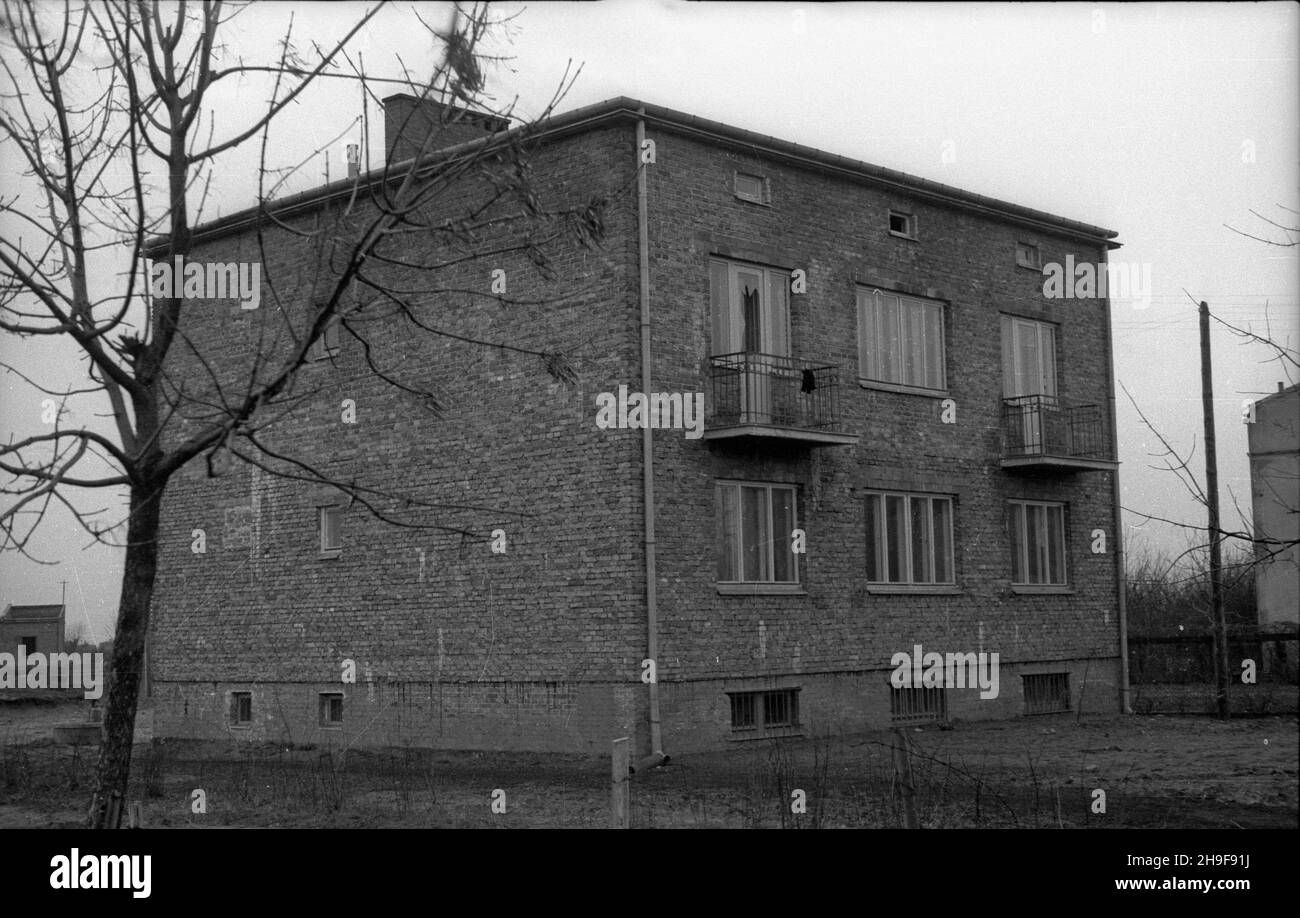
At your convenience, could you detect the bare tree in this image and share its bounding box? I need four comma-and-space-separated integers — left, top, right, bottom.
0, 0, 608, 827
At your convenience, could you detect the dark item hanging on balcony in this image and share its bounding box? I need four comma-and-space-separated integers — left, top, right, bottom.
800, 368, 817, 393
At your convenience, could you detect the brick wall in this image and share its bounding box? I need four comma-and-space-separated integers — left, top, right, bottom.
150, 111, 1123, 755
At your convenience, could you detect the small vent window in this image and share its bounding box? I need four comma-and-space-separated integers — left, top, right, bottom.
890, 685, 947, 724
734, 172, 769, 205
1023, 673, 1071, 714
1016, 242, 1041, 269
319, 692, 344, 725
888, 210, 916, 238
230, 691, 252, 725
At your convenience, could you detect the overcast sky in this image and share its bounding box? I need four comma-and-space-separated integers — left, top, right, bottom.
1, 1, 1297, 643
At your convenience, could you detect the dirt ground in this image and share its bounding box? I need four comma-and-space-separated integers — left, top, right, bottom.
1, 698, 1295, 828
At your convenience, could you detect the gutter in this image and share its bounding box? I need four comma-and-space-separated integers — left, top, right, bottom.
636, 111, 667, 768
1100, 247, 1133, 715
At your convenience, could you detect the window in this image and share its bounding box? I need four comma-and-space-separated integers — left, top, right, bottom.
710, 258, 790, 358
1023, 673, 1071, 714
716, 482, 798, 584
310, 315, 340, 361
890, 685, 947, 724
857, 289, 946, 390
1008, 500, 1067, 586
318, 505, 343, 554
1001, 315, 1057, 398
865, 491, 955, 585
729, 688, 799, 734
733, 171, 769, 205
19, 636, 36, 654
319, 692, 344, 725
1016, 242, 1041, 269
230, 691, 252, 725
888, 210, 916, 238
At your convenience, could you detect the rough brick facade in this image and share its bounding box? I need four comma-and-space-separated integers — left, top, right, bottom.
149, 97, 1125, 755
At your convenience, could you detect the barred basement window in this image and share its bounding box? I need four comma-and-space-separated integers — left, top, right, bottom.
728, 688, 800, 734
1023, 673, 1071, 714
890, 685, 947, 724
733, 171, 769, 205
230, 691, 252, 725
730, 692, 757, 730
319, 692, 344, 725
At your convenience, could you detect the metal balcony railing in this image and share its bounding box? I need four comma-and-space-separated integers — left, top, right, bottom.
1001, 394, 1112, 466
707, 352, 844, 433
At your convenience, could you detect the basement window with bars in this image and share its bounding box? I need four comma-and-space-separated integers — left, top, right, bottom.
728, 688, 800, 736
1023, 673, 1071, 714
229, 691, 252, 726
319, 692, 344, 726
890, 685, 948, 724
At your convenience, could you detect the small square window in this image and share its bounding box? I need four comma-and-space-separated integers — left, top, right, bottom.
230, 691, 252, 725
1016, 242, 1041, 269
888, 210, 916, 238
319, 692, 344, 725
310, 316, 340, 361
734, 172, 769, 205
318, 505, 343, 554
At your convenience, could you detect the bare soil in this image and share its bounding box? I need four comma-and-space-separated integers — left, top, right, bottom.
1, 698, 1295, 828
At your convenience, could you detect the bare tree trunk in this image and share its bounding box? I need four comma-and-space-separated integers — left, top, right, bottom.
87, 479, 164, 829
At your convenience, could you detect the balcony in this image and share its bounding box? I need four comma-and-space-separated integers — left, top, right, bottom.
704, 352, 858, 447
1001, 394, 1116, 471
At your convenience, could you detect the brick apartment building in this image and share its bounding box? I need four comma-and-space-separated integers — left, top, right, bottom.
148, 94, 1126, 755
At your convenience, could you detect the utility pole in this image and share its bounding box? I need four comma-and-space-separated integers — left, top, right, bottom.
1199, 300, 1230, 719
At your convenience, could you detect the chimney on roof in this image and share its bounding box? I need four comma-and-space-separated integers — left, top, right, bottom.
1280, 381, 1285, 393
382, 93, 509, 166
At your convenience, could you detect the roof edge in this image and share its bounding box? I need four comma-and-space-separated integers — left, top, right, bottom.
153, 95, 1120, 253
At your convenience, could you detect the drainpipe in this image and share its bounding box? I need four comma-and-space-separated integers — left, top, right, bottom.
636, 111, 667, 766
1100, 247, 1133, 714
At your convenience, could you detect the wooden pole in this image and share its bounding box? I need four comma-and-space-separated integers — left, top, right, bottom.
892, 729, 918, 828
611, 737, 630, 829
1199, 300, 1230, 719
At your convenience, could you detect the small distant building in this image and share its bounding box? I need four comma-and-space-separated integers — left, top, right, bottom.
0, 604, 66, 655
1248, 382, 1300, 674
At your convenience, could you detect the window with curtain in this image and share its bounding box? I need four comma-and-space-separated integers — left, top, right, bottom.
865, 491, 955, 585
716, 481, 798, 584
1008, 500, 1067, 585
856, 288, 946, 390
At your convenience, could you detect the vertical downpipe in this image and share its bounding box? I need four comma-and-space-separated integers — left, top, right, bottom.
636, 112, 666, 760
1100, 247, 1133, 714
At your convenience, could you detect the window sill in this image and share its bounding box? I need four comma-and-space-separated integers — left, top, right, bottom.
888, 230, 918, 242
867, 584, 961, 595
318, 549, 341, 560
727, 727, 804, 742
1010, 584, 1073, 595
1016, 261, 1043, 271
734, 194, 771, 207
716, 583, 806, 596
857, 379, 949, 398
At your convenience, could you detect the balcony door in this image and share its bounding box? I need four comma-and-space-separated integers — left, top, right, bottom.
1001, 316, 1058, 452
710, 259, 790, 424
